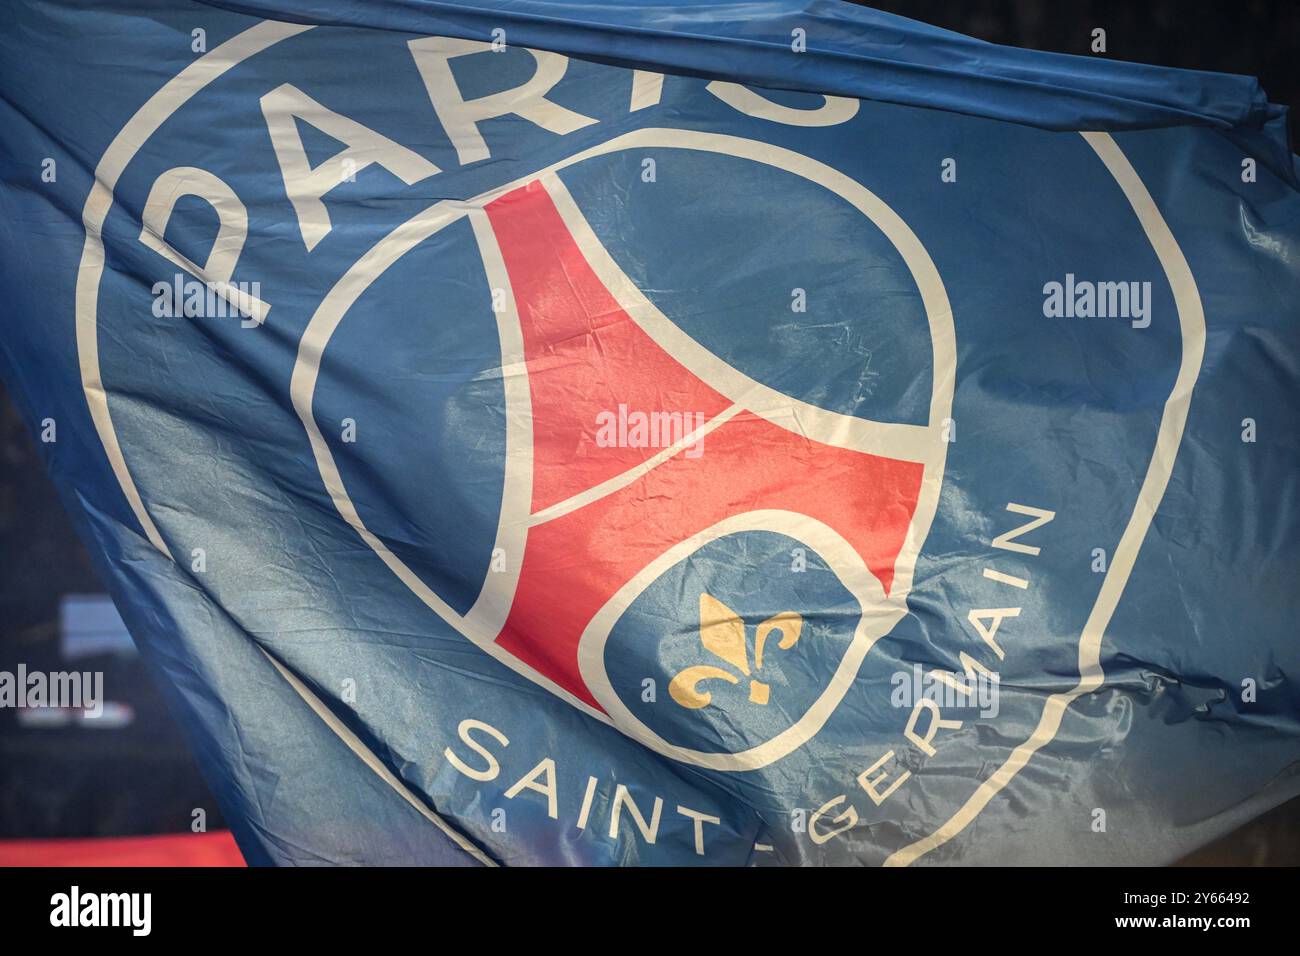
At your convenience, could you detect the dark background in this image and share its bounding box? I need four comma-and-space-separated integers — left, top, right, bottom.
1, 0, 1296, 860
869, 0, 1300, 150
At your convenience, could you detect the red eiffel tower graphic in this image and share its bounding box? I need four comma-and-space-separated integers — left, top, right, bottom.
484, 179, 924, 711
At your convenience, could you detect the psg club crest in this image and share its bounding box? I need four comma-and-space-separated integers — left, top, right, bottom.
291, 132, 955, 770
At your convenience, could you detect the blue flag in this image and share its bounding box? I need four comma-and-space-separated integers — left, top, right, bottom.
1, 0, 1297, 865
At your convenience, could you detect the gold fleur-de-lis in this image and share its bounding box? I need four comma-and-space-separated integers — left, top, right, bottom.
668, 593, 802, 709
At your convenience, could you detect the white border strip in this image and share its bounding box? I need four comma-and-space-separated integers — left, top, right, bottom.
74, 21, 498, 864
883, 131, 1206, 866
76, 20, 313, 559
259, 646, 497, 865
529, 404, 742, 526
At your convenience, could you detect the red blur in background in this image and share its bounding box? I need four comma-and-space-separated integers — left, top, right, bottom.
0, 831, 244, 867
